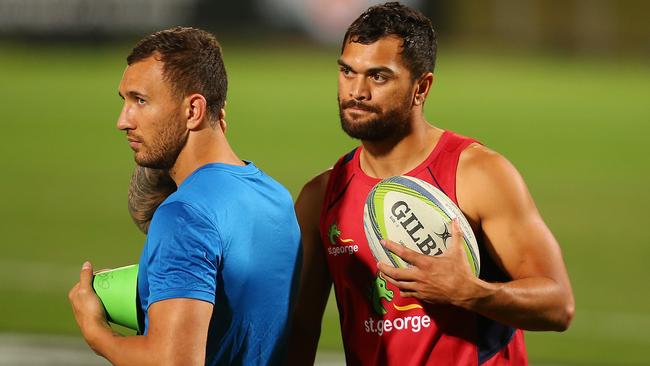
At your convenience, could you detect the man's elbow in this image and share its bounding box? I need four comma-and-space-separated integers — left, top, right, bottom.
552, 299, 575, 332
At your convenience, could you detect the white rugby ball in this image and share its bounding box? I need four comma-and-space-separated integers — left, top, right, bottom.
363, 176, 480, 276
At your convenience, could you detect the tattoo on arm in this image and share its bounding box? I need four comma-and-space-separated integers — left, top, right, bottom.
128, 166, 176, 234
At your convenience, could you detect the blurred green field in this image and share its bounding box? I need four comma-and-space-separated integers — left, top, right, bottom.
0, 41, 649, 365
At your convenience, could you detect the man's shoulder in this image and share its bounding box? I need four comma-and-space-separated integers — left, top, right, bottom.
147, 199, 217, 242
458, 143, 517, 180
300, 169, 331, 201
177, 163, 270, 199
295, 169, 331, 224
173, 163, 296, 222
305, 169, 332, 189
185, 163, 257, 186
457, 143, 529, 219
296, 147, 359, 212
154, 197, 209, 219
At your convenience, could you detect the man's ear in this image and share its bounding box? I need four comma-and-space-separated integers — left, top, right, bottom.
186, 94, 207, 130
218, 107, 227, 133
413, 72, 433, 106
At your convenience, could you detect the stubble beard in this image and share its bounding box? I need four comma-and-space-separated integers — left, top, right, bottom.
135, 114, 188, 170
338, 94, 413, 142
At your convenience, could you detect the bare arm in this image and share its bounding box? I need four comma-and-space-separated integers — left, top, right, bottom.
128, 166, 176, 234
286, 171, 333, 366
379, 144, 574, 331
457, 145, 575, 330
69, 262, 212, 366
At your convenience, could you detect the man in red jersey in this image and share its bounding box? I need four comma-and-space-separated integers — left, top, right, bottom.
287, 2, 574, 365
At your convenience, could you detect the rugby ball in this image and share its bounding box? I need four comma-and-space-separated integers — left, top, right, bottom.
363, 176, 480, 276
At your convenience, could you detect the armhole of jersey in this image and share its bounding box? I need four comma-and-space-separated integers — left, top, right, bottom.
450, 138, 479, 203
319, 147, 357, 232
477, 319, 518, 364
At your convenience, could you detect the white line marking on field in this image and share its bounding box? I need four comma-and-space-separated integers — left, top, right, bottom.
0, 333, 109, 366
0, 333, 347, 366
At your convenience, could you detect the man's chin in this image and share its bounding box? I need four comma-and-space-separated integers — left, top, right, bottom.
340, 118, 411, 142
135, 155, 176, 170
135, 156, 160, 169
341, 125, 378, 140
341, 113, 375, 128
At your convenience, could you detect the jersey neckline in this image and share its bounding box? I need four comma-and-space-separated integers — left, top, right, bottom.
351, 129, 450, 186
179, 160, 259, 189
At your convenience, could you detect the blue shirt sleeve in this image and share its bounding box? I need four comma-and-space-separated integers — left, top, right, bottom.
144, 200, 221, 308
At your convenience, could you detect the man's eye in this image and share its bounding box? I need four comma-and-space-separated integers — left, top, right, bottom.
372, 74, 386, 82
136, 98, 146, 105
341, 67, 352, 76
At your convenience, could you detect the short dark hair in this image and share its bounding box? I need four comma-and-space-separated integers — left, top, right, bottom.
127, 27, 227, 124
342, 2, 437, 79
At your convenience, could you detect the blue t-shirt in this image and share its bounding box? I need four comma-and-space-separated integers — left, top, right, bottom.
137, 162, 301, 365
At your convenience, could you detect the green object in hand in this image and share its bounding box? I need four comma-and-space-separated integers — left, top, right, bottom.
92, 264, 140, 332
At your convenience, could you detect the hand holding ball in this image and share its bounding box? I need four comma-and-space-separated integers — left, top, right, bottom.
363, 176, 480, 276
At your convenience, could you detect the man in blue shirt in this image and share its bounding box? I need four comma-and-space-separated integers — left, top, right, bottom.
68, 27, 301, 365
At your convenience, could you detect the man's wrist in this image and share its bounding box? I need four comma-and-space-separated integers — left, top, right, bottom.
457, 276, 500, 312
82, 320, 114, 356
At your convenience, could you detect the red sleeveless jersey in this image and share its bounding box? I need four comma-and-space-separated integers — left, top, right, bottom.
320, 130, 528, 365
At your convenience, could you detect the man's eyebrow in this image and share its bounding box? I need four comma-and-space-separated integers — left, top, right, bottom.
118, 91, 149, 100
366, 66, 395, 75
337, 58, 353, 71
337, 59, 395, 75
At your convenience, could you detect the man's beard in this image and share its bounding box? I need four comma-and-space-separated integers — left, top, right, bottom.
338, 95, 412, 141
136, 116, 188, 170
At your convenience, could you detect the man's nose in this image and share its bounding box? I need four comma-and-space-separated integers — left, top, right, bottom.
350, 77, 370, 101
116, 103, 134, 131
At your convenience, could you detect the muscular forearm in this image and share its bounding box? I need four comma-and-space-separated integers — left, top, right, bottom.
84, 325, 162, 366
464, 276, 575, 331
71, 265, 208, 365
85, 324, 204, 366
378, 224, 575, 332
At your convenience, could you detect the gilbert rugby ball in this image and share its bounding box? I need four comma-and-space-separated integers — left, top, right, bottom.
363, 176, 480, 276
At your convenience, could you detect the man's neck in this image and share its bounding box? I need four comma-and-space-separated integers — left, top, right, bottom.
170, 128, 244, 186
359, 119, 443, 179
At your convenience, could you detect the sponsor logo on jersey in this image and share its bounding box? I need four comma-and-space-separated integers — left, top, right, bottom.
365, 272, 430, 335
327, 222, 359, 256
368, 272, 393, 315
364, 314, 432, 336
